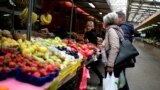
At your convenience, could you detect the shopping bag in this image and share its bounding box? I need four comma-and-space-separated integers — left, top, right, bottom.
118, 71, 126, 89
79, 65, 90, 90
103, 72, 118, 90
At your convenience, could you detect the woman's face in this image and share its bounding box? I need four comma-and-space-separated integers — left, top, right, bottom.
102, 23, 109, 30
87, 25, 93, 31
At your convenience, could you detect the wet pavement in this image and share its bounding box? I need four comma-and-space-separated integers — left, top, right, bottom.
87, 41, 160, 90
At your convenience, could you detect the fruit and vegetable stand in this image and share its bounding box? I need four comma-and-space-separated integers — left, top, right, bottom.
0, 0, 100, 89
0, 30, 99, 90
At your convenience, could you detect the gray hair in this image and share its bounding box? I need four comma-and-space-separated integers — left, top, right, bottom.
116, 11, 126, 21
103, 12, 118, 25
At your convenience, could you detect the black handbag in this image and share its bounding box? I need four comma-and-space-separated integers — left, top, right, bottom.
114, 39, 139, 67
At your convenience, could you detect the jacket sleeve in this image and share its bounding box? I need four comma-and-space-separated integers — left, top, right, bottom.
107, 29, 120, 67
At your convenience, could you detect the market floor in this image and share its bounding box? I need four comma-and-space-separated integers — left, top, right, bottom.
87, 41, 160, 90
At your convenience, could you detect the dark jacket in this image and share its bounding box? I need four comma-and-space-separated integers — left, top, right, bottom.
84, 29, 98, 45
120, 23, 134, 42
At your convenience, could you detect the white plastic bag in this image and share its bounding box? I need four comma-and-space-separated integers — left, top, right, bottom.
103, 72, 118, 90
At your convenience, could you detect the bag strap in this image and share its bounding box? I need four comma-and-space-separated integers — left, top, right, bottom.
113, 28, 124, 43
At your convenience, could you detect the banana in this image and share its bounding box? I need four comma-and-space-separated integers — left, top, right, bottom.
40, 13, 52, 25
19, 8, 28, 19
32, 12, 38, 24
46, 14, 52, 23
40, 15, 46, 25
20, 7, 38, 24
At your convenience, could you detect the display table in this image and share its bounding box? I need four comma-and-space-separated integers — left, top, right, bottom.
0, 63, 84, 90
0, 71, 79, 90
0, 78, 52, 90
0, 58, 95, 90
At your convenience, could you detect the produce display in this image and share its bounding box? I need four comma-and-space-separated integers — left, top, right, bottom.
19, 7, 38, 24
63, 39, 96, 58
0, 30, 97, 86
143, 38, 160, 47
0, 29, 13, 38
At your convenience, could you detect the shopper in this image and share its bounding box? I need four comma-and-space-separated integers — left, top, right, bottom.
116, 11, 135, 90
84, 21, 103, 86
116, 11, 134, 43
102, 12, 129, 90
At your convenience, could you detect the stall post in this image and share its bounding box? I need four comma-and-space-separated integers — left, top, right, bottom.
69, 0, 74, 38
27, 0, 34, 40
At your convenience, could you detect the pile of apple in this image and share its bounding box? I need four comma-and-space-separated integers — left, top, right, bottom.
0, 53, 59, 79
0, 53, 18, 74
17, 55, 57, 78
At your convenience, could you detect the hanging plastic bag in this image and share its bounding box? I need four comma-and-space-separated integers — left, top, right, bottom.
79, 65, 90, 90
118, 71, 126, 89
103, 72, 118, 90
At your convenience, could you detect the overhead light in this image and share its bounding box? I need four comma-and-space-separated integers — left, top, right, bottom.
99, 12, 102, 15
88, 3, 95, 8
157, 22, 160, 24
3, 14, 10, 17
152, 24, 158, 27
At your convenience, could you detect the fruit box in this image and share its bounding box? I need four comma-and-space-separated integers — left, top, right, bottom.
8, 69, 17, 77
58, 65, 73, 81
0, 72, 8, 81
46, 69, 59, 82
58, 59, 82, 81
0, 69, 17, 81
15, 69, 49, 86
69, 60, 82, 75
0, 47, 19, 54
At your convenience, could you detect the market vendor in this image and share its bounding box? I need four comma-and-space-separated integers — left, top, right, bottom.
84, 21, 103, 86
84, 21, 98, 45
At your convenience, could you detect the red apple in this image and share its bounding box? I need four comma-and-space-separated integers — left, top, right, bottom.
33, 71, 41, 78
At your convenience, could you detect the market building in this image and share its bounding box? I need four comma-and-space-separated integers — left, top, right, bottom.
0, 0, 160, 90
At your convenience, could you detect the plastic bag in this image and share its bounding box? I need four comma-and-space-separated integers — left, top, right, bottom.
79, 65, 90, 90
118, 71, 126, 89
103, 72, 118, 90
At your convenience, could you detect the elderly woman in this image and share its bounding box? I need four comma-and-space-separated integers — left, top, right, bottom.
102, 12, 129, 90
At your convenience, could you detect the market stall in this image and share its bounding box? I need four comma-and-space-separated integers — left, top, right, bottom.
0, 0, 103, 90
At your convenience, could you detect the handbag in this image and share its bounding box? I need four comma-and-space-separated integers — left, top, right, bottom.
114, 37, 139, 67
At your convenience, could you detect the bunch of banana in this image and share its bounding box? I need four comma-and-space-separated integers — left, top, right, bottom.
19, 7, 38, 24
40, 13, 52, 25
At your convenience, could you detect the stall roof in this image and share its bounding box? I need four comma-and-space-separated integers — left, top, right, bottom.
74, 0, 111, 20
127, 0, 160, 24
135, 12, 160, 31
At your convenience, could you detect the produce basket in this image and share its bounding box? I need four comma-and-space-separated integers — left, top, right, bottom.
69, 60, 82, 75
15, 69, 49, 86
46, 69, 59, 82
0, 72, 8, 81
15, 68, 59, 86
0, 46, 19, 54
58, 59, 82, 81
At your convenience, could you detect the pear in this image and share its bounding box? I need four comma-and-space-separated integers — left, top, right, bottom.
37, 46, 48, 53
33, 55, 45, 62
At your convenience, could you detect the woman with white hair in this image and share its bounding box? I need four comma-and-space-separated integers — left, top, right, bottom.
102, 12, 129, 90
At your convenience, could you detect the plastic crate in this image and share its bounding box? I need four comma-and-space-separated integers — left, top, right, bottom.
0, 72, 7, 81
15, 69, 48, 86
58, 59, 82, 81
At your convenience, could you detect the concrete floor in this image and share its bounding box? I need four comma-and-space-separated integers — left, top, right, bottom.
87, 41, 160, 90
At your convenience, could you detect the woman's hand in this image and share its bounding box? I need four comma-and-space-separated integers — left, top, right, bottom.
106, 66, 114, 72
